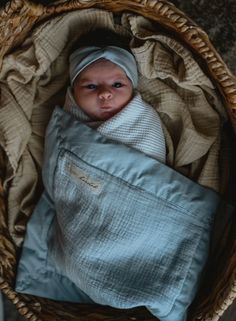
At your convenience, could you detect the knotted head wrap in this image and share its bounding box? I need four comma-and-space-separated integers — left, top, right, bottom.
69, 46, 138, 88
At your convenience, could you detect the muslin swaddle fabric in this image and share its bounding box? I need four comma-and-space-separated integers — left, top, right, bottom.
16, 107, 219, 321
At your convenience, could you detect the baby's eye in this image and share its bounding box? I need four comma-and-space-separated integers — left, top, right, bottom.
86, 84, 97, 89
112, 82, 123, 88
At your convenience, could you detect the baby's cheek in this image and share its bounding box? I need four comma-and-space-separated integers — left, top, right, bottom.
123, 90, 133, 104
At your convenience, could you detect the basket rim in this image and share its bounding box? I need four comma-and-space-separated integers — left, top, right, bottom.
0, 1, 236, 321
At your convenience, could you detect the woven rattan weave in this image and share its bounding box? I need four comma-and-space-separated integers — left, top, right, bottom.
0, 1, 235, 321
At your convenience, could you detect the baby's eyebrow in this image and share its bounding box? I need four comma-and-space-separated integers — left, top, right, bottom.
78, 78, 94, 84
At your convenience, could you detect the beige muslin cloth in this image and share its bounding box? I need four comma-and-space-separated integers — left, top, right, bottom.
0, 9, 229, 246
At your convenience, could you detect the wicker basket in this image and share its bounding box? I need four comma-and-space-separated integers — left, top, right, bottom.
0, 1, 235, 320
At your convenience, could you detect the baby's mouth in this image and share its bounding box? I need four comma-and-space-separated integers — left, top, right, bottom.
100, 105, 112, 110
98, 106, 117, 120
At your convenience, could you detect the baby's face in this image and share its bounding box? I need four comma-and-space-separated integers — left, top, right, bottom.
73, 59, 133, 120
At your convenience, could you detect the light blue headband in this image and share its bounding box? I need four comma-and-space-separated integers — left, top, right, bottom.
69, 46, 138, 88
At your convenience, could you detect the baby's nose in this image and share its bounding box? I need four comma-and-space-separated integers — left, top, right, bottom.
98, 87, 113, 100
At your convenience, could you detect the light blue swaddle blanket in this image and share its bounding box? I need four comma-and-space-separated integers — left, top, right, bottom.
15, 106, 219, 321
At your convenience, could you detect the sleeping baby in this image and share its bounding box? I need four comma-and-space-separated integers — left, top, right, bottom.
64, 38, 166, 163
